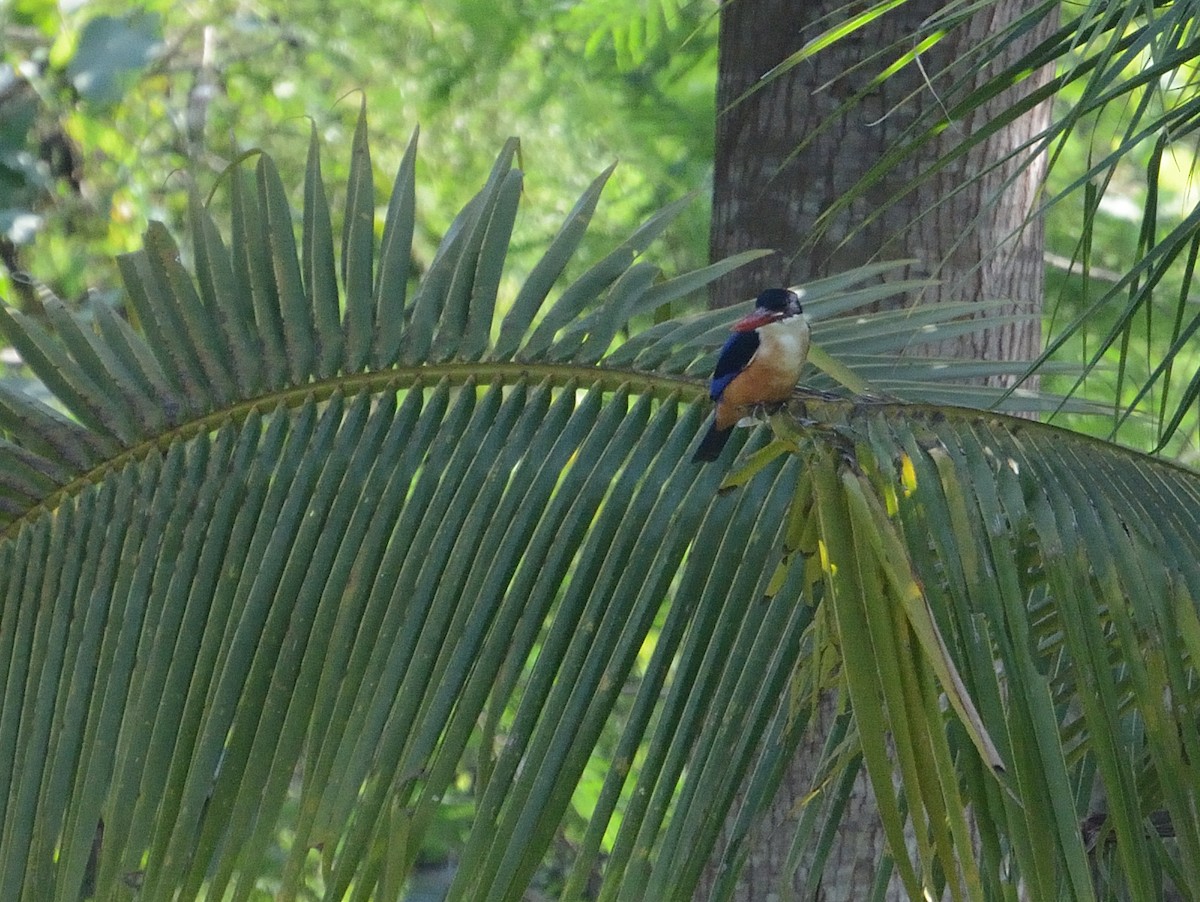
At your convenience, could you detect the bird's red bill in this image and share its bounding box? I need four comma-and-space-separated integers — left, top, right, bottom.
732, 311, 783, 332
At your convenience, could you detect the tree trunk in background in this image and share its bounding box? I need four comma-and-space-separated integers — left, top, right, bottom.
709, 0, 1054, 384
703, 1, 1056, 899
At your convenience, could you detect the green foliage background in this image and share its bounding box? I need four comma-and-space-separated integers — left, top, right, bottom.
1, 0, 715, 309
5, 0, 1200, 464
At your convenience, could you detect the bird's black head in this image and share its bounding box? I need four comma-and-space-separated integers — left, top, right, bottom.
756, 288, 803, 317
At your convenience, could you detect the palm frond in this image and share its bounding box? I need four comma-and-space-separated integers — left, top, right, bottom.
767, 0, 1200, 453
0, 107, 1198, 900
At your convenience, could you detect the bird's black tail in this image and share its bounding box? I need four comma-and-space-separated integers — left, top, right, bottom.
691, 423, 731, 462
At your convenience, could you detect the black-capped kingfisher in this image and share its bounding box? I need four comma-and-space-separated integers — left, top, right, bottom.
692, 288, 810, 462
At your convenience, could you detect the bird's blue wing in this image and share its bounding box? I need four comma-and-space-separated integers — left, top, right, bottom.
709, 330, 760, 401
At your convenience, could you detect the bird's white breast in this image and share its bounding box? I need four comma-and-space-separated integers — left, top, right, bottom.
757, 315, 811, 372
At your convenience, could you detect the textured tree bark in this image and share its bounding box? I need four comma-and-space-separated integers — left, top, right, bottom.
709, 0, 1054, 386
702, 1, 1056, 899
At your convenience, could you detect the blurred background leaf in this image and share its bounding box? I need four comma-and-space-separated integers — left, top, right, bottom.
66, 11, 163, 106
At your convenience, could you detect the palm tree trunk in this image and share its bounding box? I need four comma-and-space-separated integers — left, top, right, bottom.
703, 1, 1057, 897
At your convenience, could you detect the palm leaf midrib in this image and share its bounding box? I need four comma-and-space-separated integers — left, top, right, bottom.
0, 360, 707, 543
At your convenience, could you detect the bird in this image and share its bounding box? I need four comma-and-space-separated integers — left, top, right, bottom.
692, 287, 810, 462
